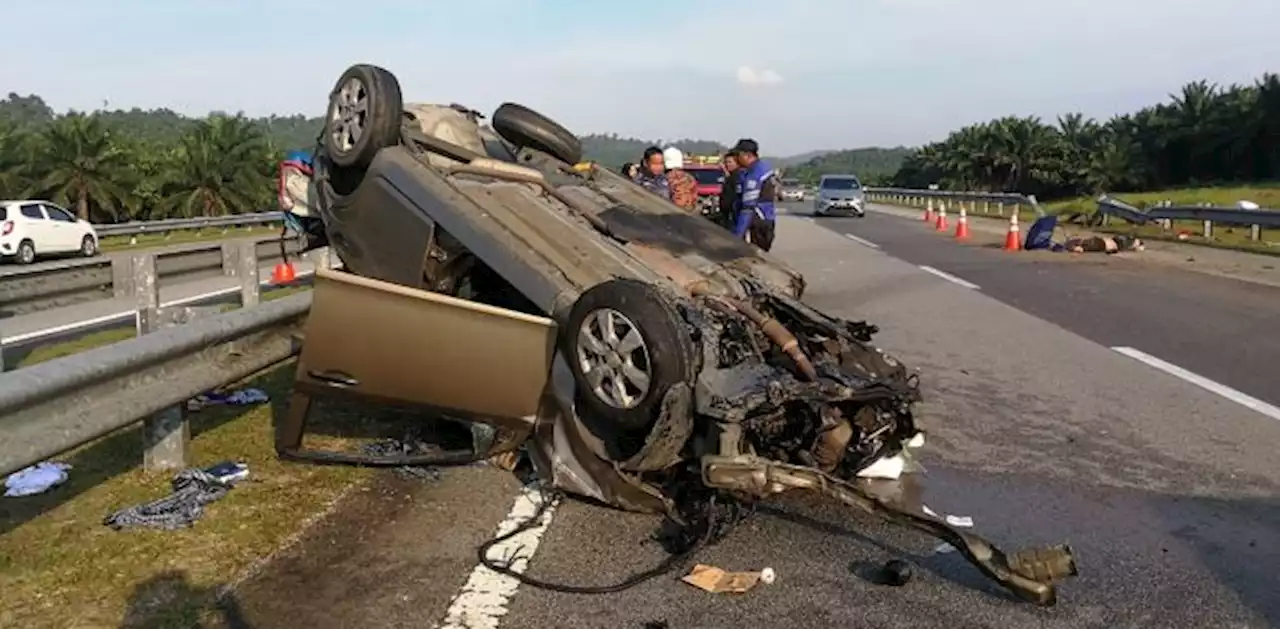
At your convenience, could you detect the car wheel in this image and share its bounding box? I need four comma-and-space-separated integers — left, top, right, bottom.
564, 279, 695, 432
80, 235, 98, 257
322, 64, 404, 169
16, 240, 35, 265
491, 102, 584, 165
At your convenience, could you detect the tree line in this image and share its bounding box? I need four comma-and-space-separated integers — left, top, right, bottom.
887, 74, 1280, 199
0, 94, 325, 222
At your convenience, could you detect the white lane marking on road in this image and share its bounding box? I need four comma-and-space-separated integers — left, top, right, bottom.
917, 265, 980, 290
1111, 346, 1280, 422
436, 485, 558, 629
842, 233, 880, 249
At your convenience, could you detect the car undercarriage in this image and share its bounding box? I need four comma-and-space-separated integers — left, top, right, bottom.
275, 63, 1078, 607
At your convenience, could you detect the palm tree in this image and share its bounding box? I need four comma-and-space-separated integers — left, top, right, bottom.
27, 114, 131, 221
0, 122, 35, 198
160, 115, 272, 218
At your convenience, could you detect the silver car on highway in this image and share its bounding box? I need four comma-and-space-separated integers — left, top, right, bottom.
813, 174, 866, 217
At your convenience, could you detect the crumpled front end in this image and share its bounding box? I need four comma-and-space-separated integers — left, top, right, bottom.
525, 279, 1078, 606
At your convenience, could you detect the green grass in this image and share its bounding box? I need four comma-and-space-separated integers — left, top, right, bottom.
0, 364, 386, 628
882, 185, 1280, 256
99, 225, 281, 253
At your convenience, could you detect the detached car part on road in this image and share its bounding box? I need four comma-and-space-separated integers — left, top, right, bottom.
276, 63, 1078, 606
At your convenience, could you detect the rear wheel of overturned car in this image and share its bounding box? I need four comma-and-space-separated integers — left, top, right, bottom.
564, 279, 694, 432
323, 64, 404, 169
491, 102, 584, 165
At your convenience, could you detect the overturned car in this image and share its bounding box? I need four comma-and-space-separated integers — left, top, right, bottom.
276, 63, 1077, 606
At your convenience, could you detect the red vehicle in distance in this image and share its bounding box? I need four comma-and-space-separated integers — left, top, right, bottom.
682, 154, 727, 218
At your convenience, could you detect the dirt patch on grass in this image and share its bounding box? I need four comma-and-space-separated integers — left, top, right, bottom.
0, 360, 441, 628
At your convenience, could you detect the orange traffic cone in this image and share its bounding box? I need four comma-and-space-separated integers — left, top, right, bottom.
923, 198, 935, 223
1002, 213, 1021, 251
271, 261, 296, 284
954, 206, 971, 240
934, 202, 949, 232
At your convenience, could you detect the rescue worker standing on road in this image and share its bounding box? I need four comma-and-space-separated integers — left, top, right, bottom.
729, 138, 778, 251
717, 152, 740, 230
635, 146, 670, 198
662, 147, 699, 212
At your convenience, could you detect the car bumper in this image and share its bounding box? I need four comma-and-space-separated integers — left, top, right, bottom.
815, 203, 865, 216
0, 240, 17, 256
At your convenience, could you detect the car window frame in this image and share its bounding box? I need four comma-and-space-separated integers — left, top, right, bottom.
18, 203, 47, 220
43, 204, 77, 223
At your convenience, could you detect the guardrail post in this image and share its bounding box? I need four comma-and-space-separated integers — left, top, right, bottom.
1203, 220, 1213, 239
997, 201, 1005, 217
221, 242, 239, 277
1251, 224, 1262, 241
110, 256, 134, 298
133, 253, 190, 471
238, 241, 260, 308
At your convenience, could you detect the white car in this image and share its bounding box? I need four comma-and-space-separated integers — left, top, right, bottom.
0, 200, 100, 264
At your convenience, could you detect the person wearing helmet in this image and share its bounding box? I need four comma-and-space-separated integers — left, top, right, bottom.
729, 138, 777, 251
662, 147, 699, 212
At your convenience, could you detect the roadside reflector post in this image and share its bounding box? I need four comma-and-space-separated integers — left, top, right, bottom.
133, 253, 190, 471
1251, 224, 1261, 241
1203, 220, 1213, 239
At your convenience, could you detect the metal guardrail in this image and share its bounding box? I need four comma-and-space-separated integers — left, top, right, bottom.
0, 234, 304, 317
92, 212, 285, 238
864, 187, 1044, 218
865, 187, 1276, 243
1096, 195, 1279, 242
0, 291, 310, 477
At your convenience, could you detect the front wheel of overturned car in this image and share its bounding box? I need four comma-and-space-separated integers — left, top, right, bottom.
491, 102, 584, 165
564, 279, 695, 432
323, 64, 404, 169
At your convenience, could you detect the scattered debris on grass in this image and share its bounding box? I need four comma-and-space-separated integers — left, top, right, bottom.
4, 462, 72, 497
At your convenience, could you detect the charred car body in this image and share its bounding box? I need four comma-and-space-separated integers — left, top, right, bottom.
276, 63, 1077, 606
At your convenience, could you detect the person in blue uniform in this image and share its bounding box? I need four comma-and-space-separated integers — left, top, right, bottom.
729, 138, 777, 251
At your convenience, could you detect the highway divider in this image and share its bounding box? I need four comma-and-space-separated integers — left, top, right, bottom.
0, 234, 305, 318
94, 212, 284, 240
0, 246, 340, 477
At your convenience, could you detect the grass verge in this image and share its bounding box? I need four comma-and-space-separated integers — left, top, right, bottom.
98, 225, 281, 254
0, 364, 380, 629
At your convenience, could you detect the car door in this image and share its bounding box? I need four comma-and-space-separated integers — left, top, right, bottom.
16, 203, 53, 250
277, 267, 560, 461
41, 204, 81, 251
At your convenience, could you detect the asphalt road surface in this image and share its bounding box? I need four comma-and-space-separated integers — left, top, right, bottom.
217, 213, 1280, 629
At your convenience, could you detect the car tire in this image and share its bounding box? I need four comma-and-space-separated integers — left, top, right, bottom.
16, 239, 35, 265
322, 64, 404, 169
491, 102, 584, 165
563, 279, 695, 432
80, 235, 97, 257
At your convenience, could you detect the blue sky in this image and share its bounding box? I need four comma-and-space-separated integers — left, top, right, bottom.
7, 0, 1280, 155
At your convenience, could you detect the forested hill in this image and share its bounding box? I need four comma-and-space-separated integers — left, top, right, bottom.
0, 93, 325, 150
784, 147, 914, 185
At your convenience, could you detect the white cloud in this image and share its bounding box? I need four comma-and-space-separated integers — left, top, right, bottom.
736, 66, 784, 86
